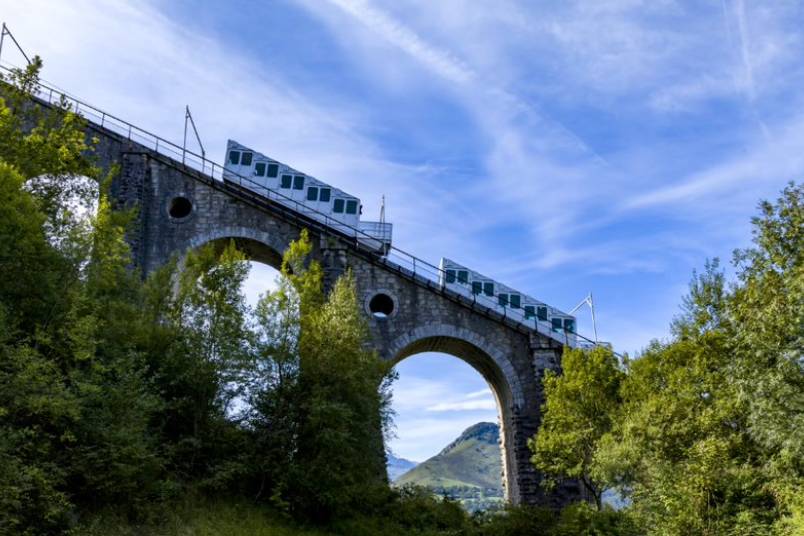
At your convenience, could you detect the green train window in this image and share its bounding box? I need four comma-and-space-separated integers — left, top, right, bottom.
510, 294, 521, 308
281, 175, 292, 188
457, 270, 468, 284
241, 152, 253, 166
563, 319, 575, 333
551, 318, 563, 331
537, 306, 548, 321
267, 163, 279, 178
333, 199, 345, 213
307, 187, 318, 201
293, 175, 304, 190
255, 162, 266, 177
483, 282, 494, 297
524, 305, 535, 319
498, 293, 508, 307
346, 200, 358, 214
472, 282, 482, 295
319, 188, 331, 202
228, 150, 240, 165
446, 269, 456, 283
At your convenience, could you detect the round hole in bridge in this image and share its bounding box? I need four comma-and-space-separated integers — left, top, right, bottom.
368, 293, 395, 318
168, 196, 193, 219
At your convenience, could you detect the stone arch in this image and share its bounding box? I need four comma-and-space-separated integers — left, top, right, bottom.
183, 225, 294, 270
387, 323, 525, 502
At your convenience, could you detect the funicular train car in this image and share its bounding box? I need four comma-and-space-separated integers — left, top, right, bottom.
222, 140, 392, 253
439, 258, 578, 345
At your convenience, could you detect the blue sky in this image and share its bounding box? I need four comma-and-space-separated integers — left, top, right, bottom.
3, 0, 803, 462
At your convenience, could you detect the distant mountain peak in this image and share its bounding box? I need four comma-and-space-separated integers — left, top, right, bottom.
395, 421, 503, 501
387, 453, 419, 482
439, 422, 499, 455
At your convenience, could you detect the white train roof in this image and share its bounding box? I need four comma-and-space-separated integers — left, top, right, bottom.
440, 257, 574, 319
225, 139, 360, 203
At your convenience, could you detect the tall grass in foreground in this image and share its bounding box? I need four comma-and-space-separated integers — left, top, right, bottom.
71, 500, 328, 536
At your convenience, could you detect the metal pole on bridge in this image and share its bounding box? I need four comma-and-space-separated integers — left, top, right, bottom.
0, 23, 32, 66
183, 105, 206, 168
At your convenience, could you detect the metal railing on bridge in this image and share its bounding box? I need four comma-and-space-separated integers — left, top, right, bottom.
0, 60, 613, 353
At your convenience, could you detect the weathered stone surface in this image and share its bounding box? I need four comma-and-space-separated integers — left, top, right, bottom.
86, 119, 578, 508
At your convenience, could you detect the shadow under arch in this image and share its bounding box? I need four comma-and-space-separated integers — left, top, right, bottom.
387, 324, 525, 503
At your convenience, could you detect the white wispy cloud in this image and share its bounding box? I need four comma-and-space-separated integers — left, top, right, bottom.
622, 111, 804, 212
325, 0, 476, 84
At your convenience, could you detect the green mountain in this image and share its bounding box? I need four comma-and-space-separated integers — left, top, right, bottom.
394, 422, 503, 510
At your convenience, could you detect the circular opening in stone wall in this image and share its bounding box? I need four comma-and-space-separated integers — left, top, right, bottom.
168, 196, 193, 219
368, 293, 395, 318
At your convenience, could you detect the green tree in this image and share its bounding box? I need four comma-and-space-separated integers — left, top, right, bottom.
592, 184, 803, 535
0, 59, 167, 532
251, 230, 393, 523
529, 346, 624, 510
729, 182, 803, 534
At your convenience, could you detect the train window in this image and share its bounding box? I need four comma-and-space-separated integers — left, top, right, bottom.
333, 198, 345, 213
319, 188, 331, 202
241, 152, 253, 166
483, 282, 494, 296
524, 305, 536, 319
563, 319, 575, 333
472, 281, 482, 295
255, 162, 266, 177
510, 294, 521, 308
346, 200, 358, 214
281, 175, 292, 188
307, 187, 318, 201
267, 163, 279, 178
445, 269, 456, 283
228, 150, 240, 165
457, 270, 468, 283
293, 175, 304, 190
551, 318, 563, 331
498, 293, 509, 307
537, 306, 548, 321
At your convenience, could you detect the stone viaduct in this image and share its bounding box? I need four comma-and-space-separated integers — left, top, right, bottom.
29, 83, 583, 507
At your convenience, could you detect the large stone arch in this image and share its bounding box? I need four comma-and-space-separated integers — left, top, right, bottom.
387, 323, 525, 502
183, 225, 293, 270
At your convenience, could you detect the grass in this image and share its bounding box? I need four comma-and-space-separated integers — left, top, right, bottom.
71, 499, 329, 536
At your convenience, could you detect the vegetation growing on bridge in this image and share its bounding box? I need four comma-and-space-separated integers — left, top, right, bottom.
0, 58, 801, 536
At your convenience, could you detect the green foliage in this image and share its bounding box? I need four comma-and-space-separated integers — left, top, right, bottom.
730, 183, 804, 534
530, 346, 624, 509
252, 230, 393, 523
334, 485, 472, 536
0, 59, 253, 533
72, 498, 329, 536
590, 183, 802, 535
472, 505, 557, 536
551, 503, 637, 536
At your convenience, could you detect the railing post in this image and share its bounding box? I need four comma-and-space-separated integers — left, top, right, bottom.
101, 112, 105, 128
127, 124, 132, 139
